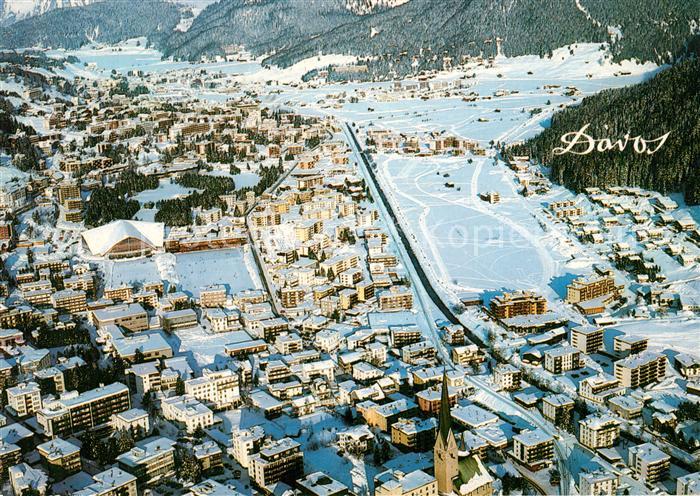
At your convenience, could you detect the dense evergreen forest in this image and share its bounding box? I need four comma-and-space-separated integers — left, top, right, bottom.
508, 57, 700, 205
83, 172, 159, 227
0, 1, 180, 50
0, 97, 42, 170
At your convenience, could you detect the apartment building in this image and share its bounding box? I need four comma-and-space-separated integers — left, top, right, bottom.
608, 396, 643, 420
231, 426, 265, 468
614, 351, 666, 388
162, 309, 198, 332
571, 326, 604, 354
378, 286, 413, 311
249, 438, 304, 488
490, 291, 547, 319
0, 441, 21, 481
677, 472, 700, 495
549, 200, 584, 219
193, 441, 223, 472
117, 437, 176, 486
319, 253, 359, 277
37, 438, 82, 478
92, 303, 149, 332
51, 289, 87, 313
199, 285, 227, 308
494, 364, 522, 391
544, 346, 581, 374
111, 408, 150, 434
566, 273, 623, 304
613, 334, 648, 355
451, 344, 483, 366
579, 374, 625, 404
6, 381, 42, 417
298, 472, 349, 496
161, 395, 214, 433
628, 443, 670, 483
73, 468, 138, 496
541, 394, 574, 425
401, 341, 437, 364
275, 333, 303, 355
578, 415, 620, 449
185, 369, 240, 410
37, 383, 131, 438
357, 398, 419, 432
104, 285, 134, 302
391, 417, 437, 452
579, 470, 619, 496
280, 287, 305, 308
512, 429, 554, 470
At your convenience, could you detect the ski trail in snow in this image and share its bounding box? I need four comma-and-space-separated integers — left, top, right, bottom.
575, 0, 602, 27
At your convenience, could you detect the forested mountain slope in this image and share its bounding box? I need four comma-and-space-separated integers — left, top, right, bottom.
0, 0, 181, 49
509, 57, 700, 204
162, 0, 698, 79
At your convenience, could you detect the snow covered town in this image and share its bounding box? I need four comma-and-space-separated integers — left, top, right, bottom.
0, 23, 699, 496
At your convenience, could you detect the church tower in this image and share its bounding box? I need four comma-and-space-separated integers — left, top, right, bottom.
434, 371, 459, 494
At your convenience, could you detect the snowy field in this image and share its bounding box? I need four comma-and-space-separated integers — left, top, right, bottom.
376, 153, 590, 300
605, 318, 700, 356
173, 248, 261, 298
268, 44, 661, 145
104, 248, 261, 297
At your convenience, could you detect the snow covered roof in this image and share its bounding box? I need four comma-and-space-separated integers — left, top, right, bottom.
81, 220, 164, 257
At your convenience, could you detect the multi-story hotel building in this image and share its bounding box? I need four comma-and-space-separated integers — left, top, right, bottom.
512, 429, 554, 470
628, 443, 670, 483
490, 291, 547, 319
571, 326, 604, 354
6, 381, 42, 417
185, 369, 240, 410
544, 346, 581, 374
578, 415, 620, 449
566, 273, 623, 304
116, 437, 176, 486
614, 351, 666, 388
579, 470, 619, 496
91, 303, 149, 332
249, 438, 304, 488
494, 364, 522, 391
37, 383, 131, 438
579, 374, 625, 404
391, 417, 437, 452
37, 438, 82, 478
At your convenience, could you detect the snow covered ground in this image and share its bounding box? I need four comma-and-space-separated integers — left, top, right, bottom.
374, 152, 597, 305
104, 248, 261, 297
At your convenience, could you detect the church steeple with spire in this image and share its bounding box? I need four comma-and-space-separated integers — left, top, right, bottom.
434, 370, 459, 494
